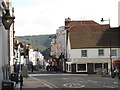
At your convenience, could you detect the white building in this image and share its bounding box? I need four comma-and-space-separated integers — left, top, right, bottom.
65, 20, 120, 74
0, 0, 14, 88
29, 49, 36, 65
118, 1, 120, 26
29, 49, 44, 66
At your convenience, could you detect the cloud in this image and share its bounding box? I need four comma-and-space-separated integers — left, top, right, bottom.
14, 0, 119, 36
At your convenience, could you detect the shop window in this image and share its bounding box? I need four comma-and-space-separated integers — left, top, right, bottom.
104, 63, 108, 72
66, 64, 71, 72
95, 63, 102, 70
68, 64, 71, 72
77, 64, 86, 72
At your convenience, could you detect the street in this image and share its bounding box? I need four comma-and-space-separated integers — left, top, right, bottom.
29, 71, 119, 89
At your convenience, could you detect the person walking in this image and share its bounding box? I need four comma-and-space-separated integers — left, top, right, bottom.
31, 64, 34, 72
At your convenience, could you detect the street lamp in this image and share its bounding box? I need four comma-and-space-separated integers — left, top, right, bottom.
101, 18, 112, 75
2, 9, 15, 30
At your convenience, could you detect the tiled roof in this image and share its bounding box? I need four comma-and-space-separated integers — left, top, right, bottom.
65, 20, 99, 29
68, 24, 120, 49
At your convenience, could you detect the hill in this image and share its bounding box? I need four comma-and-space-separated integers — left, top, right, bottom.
16, 35, 53, 51
16, 34, 54, 60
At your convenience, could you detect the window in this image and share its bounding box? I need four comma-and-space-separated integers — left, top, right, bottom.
68, 64, 71, 72
111, 49, 117, 56
81, 50, 87, 57
66, 64, 71, 72
104, 63, 108, 72
94, 63, 102, 70
98, 49, 104, 56
77, 64, 86, 72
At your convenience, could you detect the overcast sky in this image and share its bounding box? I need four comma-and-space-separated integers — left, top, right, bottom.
13, 0, 119, 36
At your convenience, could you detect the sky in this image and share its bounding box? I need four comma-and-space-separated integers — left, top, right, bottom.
13, 0, 120, 36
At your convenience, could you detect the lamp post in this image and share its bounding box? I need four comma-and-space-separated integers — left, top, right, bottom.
101, 18, 112, 75
2, 9, 15, 79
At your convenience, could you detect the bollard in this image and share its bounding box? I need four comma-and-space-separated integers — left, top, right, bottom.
20, 74, 23, 87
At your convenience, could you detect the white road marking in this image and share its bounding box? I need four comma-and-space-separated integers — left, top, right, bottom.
29, 74, 87, 76
63, 83, 85, 88
61, 78, 68, 80
87, 80, 98, 83
114, 82, 118, 85
103, 85, 115, 88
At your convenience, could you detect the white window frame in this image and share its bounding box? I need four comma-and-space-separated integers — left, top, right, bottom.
94, 63, 102, 72
81, 50, 87, 57
94, 63, 108, 72
98, 49, 104, 56
111, 49, 117, 56
76, 63, 87, 72
66, 64, 71, 72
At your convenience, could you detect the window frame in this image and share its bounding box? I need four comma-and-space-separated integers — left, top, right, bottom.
94, 63, 102, 71
76, 64, 87, 72
81, 50, 87, 57
98, 49, 104, 56
66, 64, 71, 72
111, 49, 117, 56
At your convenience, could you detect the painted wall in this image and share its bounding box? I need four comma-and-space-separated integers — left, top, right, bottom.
0, 0, 13, 89
0, 6, 8, 90
68, 48, 119, 62
118, 1, 120, 26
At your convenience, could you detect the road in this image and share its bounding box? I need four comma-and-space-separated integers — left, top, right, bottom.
29, 71, 120, 89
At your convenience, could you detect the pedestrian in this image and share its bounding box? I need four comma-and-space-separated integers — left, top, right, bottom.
46, 62, 50, 71
15, 65, 20, 73
31, 64, 34, 72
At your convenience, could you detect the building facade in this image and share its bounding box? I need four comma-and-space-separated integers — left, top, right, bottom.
56, 26, 67, 58
65, 20, 120, 74
118, 1, 120, 26
0, 0, 14, 88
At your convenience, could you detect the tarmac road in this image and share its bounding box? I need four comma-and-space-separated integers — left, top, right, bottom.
29, 71, 119, 89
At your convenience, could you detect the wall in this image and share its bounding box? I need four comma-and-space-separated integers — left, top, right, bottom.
0, 0, 13, 89
69, 48, 118, 60
56, 26, 66, 58
0, 8, 8, 90
67, 47, 119, 73
118, 1, 120, 26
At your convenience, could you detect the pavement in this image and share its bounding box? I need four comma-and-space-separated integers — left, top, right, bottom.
15, 77, 55, 90
22, 77, 51, 89
15, 71, 57, 90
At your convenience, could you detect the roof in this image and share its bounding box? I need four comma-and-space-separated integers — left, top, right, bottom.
68, 24, 120, 49
65, 20, 100, 29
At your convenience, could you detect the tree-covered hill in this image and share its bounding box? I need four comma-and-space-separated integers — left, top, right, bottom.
16, 34, 54, 60
16, 34, 53, 51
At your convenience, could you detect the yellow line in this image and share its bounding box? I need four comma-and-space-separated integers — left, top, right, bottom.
31, 76, 61, 89
41, 80, 59, 89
